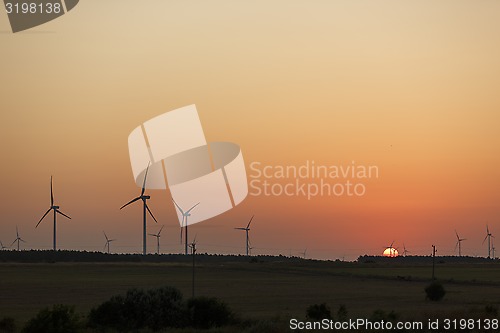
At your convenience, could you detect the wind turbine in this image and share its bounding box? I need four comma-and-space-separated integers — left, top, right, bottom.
385, 241, 397, 257
402, 243, 410, 257
172, 199, 200, 255
492, 239, 496, 260
0, 240, 9, 250
148, 226, 164, 254
454, 230, 466, 257
234, 215, 254, 256
120, 164, 158, 255
300, 248, 307, 259
11, 226, 26, 251
103, 231, 116, 254
483, 225, 494, 259
36, 176, 72, 251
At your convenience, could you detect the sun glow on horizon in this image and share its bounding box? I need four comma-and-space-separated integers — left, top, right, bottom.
383, 247, 399, 257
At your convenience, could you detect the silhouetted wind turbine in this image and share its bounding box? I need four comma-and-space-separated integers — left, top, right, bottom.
402, 243, 410, 257
492, 239, 496, 260
0, 240, 8, 250
103, 231, 115, 254
36, 176, 71, 251
234, 215, 254, 256
148, 225, 164, 254
120, 164, 158, 255
454, 230, 466, 257
483, 225, 494, 259
11, 226, 26, 251
300, 248, 307, 259
385, 241, 397, 257
172, 199, 200, 255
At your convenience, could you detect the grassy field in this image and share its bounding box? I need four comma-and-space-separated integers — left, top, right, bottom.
1, 259, 499, 331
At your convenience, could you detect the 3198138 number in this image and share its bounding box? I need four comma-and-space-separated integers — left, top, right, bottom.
5, 2, 62, 14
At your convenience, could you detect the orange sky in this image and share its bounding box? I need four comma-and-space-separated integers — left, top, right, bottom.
0, 1, 499, 260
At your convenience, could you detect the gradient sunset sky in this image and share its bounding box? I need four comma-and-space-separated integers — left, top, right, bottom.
0, 1, 499, 260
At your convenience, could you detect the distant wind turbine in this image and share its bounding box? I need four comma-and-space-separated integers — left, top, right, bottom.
402, 243, 410, 257
454, 230, 466, 257
148, 226, 164, 254
172, 199, 200, 255
120, 163, 158, 255
483, 225, 494, 259
103, 231, 116, 254
300, 248, 307, 259
492, 239, 496, 260
384, 241, 398, 257
36, 176, 72, 251
0, 240, 9, 250
11, 226, 26, 251
234, 215, 254, 256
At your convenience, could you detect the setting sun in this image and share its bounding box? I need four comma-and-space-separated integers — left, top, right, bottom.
383, 248, 399, 258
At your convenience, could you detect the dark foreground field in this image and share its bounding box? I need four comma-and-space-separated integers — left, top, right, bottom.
1, 256, 499, 332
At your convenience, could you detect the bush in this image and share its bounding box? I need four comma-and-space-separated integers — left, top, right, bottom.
306, 303, 332, 321
425, 281, 446, 301
0, 317, 16, 333
22, 304, 80, 333
370, 309, 399, 323
337, 304, 348, 321
88, 286, 186, 331
187, 296, 233, 329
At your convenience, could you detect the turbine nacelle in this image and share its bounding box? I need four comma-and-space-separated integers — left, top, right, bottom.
52, 205, 60, 210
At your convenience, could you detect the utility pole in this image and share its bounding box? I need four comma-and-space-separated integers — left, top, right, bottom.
190, 241, 197, 298
431, 245, 437, 280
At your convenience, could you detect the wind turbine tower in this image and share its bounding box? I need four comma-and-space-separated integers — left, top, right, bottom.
36, 176, 72, 251
148, 226, 164, 254
234, 215, 254, 256
455, 230, 466, 257
11, 226, 26, 251
483, 225, 494, 259
103, 232, 116, 254
172, 199, 200, 255
120, 164, 158, 255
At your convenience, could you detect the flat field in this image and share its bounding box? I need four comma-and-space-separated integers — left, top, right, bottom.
1, 259, 499, 330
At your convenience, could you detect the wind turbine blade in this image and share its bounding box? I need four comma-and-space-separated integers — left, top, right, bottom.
455, 230, 459, 240
16, 226, 19, 238
158, 225, 164, 235
234, 228, 246, 230
120, 197, 141, 209
50, 176, 54, 207
36, 209, 52, 227
10, 240, 17, 247
483, 235, 488, 244
20, 239, 26, 243
247, 215, 254, 229
103, 231, 109, 241
186, 202, 200, 214
56, 210, 72, 219
390, 240, 395, 248
141, 162, 150, 196
148, 233, 157, 236
172, 198, 185, 215
145, 203, 158, 223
